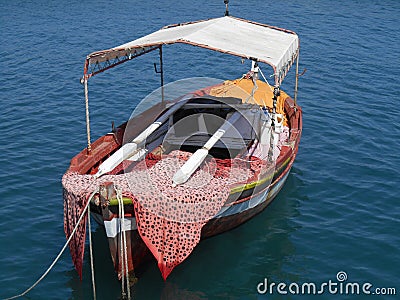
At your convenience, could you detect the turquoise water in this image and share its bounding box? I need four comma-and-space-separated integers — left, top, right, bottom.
1, 0, 399, 299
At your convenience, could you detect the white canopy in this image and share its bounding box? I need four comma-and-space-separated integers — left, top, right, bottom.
86, 16, 299, 84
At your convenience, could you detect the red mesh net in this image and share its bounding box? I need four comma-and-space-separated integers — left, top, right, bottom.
62, 173, 94, 279
127, 150, 250, 279
63, 150, 268, 279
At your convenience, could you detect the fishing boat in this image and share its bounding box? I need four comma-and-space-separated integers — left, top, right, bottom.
62, 5, 302, 284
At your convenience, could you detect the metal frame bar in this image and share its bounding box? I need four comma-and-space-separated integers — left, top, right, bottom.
84, 78, 91, 153
153, 46, 164, 101
294, 53, 300, 107
82, 46, 161, 153
84, 46, 159, 79
80, 16, 300, 153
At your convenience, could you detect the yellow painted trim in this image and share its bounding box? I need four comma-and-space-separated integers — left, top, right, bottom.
229, 156, 291, 194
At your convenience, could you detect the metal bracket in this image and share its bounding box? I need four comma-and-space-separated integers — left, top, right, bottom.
298, 68, 307, 77
153, 63, 162, 74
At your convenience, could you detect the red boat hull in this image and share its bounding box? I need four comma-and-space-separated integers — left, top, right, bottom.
81, 95, 302, 279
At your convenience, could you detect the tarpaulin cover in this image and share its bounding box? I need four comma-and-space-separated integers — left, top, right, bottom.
87, 16, 299, 84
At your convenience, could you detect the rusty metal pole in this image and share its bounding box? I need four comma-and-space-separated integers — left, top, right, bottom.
294, 53, 300, 108
83, 59, 92, 154
84, 76, 91, 154
159, 46, 164, 103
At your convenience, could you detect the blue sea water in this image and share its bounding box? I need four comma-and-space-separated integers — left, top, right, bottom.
1, 0, 399, 299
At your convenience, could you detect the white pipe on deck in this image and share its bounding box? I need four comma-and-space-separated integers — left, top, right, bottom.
95, 99, 190, 178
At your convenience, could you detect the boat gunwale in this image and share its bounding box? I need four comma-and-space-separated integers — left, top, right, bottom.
65, 94, 302, 203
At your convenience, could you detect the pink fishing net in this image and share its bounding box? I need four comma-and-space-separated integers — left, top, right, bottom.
63, 171, 98, 278
127, 151, 254, 279
63, 150, 270, 279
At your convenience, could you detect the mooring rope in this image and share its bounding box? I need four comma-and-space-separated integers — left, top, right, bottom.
3, 191, 96, 300
88, 202, 97, 300
258, 67, 274, 95
118, 186, 126, 298
116, 186, 131, 300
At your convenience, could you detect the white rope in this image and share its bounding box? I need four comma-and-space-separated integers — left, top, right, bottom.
4, 191, 96, 300
258, 66, 280, 162
258, 67, 274, 94
116, 186, 131, 300
88, 203, 97, 300
245, 76, 258, 104
122, 199, 130, 300
258, 66, 278, 163
244, 65, 270, 110
122, 192, 131, 300
118, 187, 125, 298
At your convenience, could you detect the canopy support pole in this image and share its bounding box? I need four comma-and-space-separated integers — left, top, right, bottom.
224, 0, 229, 16
83, 59, 92, 154
159, 46, 164, 103
84, 76, 91, 153
294, 53, 299, 108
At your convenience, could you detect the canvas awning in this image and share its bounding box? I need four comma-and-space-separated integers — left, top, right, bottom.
85, 16, 299, 85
